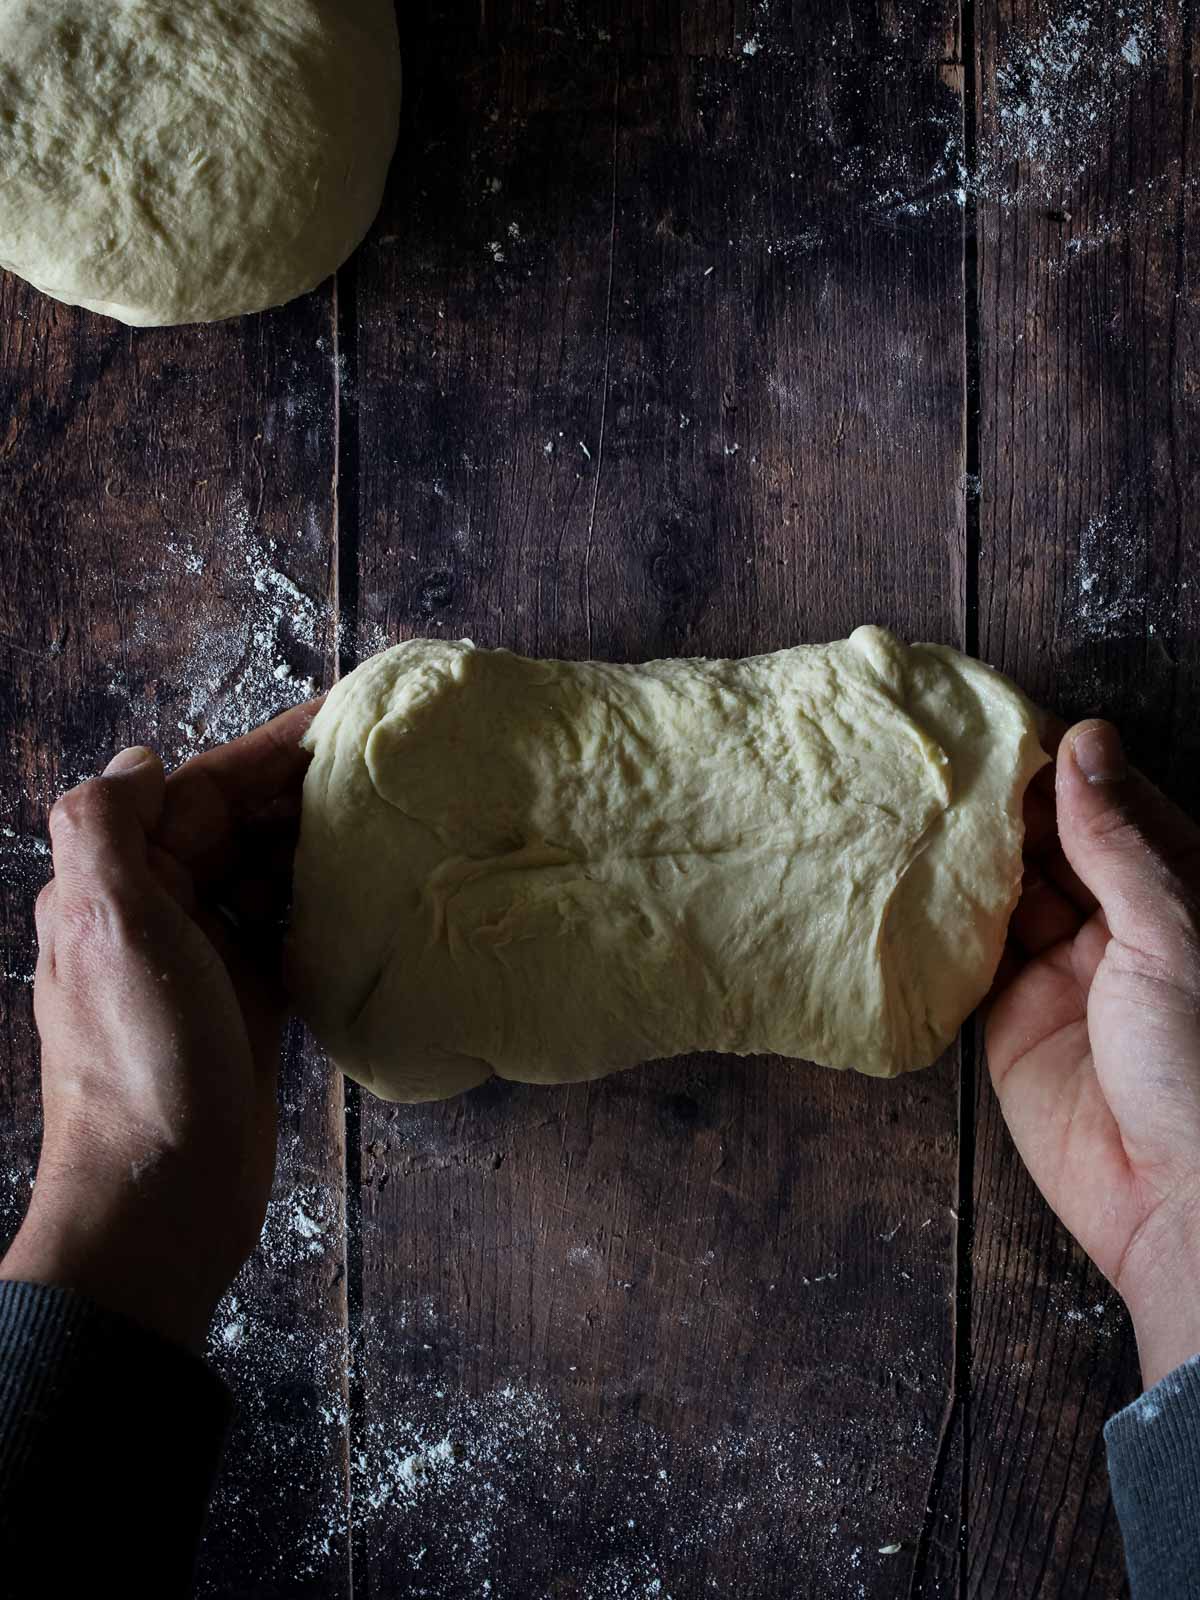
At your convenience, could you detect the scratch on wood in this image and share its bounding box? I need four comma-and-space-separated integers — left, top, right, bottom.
583, 66, 620, 656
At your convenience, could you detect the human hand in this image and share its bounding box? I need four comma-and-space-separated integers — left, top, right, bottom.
987, 720, 1200, 1390
0, 701, 320, 1351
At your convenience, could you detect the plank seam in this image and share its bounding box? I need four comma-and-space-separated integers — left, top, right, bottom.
904, 3, 980, 1583
959, 0, 981, 1588
332, 260, 367, 1600
1164, 0, 1196, 772
583, 64, 621, 656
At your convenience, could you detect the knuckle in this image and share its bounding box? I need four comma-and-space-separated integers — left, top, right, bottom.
51, 885, 139, 965
1084, 802, 1142, 852
49, 778, 109, 838
34, 880, 56, 920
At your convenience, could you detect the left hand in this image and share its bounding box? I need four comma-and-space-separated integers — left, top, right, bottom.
0, 701, 319, 1351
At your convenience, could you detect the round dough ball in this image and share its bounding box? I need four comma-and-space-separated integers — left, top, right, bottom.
0, 0, 401, 325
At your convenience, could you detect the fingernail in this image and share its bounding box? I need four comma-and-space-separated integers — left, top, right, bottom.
104, 746, 154, 776
1071, 722, 1127, 785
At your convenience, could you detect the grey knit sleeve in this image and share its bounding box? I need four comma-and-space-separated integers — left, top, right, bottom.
0, 1280, 232, 1594
1105, 1353, 1200, 1599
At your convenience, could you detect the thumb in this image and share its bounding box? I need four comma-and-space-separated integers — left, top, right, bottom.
48, 747, 167, 898
1056, 721, 1200, 966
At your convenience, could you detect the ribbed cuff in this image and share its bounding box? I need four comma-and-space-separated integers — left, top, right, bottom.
0, 1280, 233, 1592
1105, 1353, 1200, 1599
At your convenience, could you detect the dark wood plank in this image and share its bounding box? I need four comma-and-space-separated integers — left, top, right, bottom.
426, 0, 960, 58
0, 286, 350, 1597
970, 2, 1198, 1595
350, 10, 968, 1594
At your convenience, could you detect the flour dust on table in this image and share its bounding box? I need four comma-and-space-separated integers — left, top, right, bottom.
201, 1272, 941, 1599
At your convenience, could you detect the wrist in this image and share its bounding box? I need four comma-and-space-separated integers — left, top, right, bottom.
0, 1181, 221, 1354
1128, 1293, 1200, 1393
1118, 1192, 1200, 1391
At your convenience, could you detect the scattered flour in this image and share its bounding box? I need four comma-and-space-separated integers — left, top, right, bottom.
137, 487, 324, 757
219, 1297, 247, 1352
16, 486, 333, 799
1062, 1300, 1111, 1328
336, 1352, 922, 1600
0, 1161, 36, 1242
0, 831, 52, 984
197, 1260, 933, 1600
0, 829, 51, 895
0, 828, 50, 865
978, 8, 1162, 200
816, 3, 1175, 231
1047, 1276, 1122, 1346
1065, 493, 1188, 644
258, 1182, 339, 1268
1070, 504, 1147, 640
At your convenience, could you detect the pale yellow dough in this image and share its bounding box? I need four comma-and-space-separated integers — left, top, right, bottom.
289, 628, 1047, 1102
0, 0, 401, 325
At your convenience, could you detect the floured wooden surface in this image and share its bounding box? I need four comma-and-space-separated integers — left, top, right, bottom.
0, 1, 1195, 1596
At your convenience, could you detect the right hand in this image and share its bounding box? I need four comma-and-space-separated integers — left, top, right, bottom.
986, 720, 1200, 1391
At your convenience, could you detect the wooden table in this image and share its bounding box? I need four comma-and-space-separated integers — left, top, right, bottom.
1, 2, 1196, 1595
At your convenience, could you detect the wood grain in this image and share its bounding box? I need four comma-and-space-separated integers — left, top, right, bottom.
0, 285, 351, 1598
348, 5, 967, 1593
439, 0, 960, 59
969, 1, 1198, 1595
1, 0, 1195, 1595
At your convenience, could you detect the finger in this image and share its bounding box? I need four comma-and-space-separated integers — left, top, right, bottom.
1070, 908, 1112, 994
147, 842, 197, 914
32, 879, 60, 1021
103, 746, 166, 829
1008, 865, 1085, 957
47, 748, 166, 897
219, 869, 294, 931
986, 927, 1079, 1000
172, 698, 321, 813
1024, 771, 1100, 915
196, 904, 287, 1053
1035, 842, 1100, 919
159, 697, 322, 873
1056, 721, 1200, 967
985, 951, 1088, 1101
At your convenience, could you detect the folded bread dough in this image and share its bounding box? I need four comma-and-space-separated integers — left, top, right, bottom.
289, 628, 1047, 1102
0, 0, 401, 325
